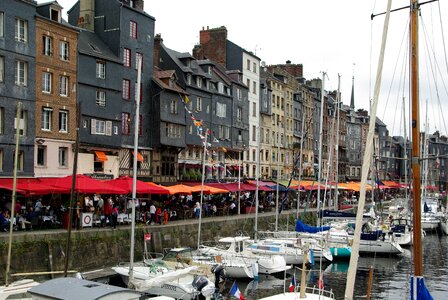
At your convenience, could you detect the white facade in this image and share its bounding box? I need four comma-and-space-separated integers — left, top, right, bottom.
34, 139, 75, 178
242, 52, 261, 178
77, 153, 120, 178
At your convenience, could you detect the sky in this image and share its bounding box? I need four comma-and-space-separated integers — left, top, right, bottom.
53, 0, 448, 136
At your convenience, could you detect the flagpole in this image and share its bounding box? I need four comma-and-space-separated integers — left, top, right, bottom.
197, 130, 208, 250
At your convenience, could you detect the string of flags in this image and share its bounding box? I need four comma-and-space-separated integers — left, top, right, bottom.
179, 94, 229, 169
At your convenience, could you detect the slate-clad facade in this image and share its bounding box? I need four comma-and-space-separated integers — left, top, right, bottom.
0, 0, 37, 177
67, 0, 155, 179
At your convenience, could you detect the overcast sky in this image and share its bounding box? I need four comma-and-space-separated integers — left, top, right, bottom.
54, 0, 448, 136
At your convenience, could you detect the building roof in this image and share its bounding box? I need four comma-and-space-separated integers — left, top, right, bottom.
78, 30, 121, 63
153, 70, 187, 94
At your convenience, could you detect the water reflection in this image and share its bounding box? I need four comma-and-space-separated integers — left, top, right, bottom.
235, 235, 447, 299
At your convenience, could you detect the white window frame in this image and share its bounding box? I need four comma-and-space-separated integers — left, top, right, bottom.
60, 41, 69, 61
237, 107, 242, 121
135, 52, 142, 70
96, 90, 106, 107
42, 72, 52, 93
91, 119, 106, 135
0, 12, 4, 38
58, 147, 68, 167
170, 100, 178, 114
130, 21, 137, 39
0, 56, 4, 83
59, 110, 68, 132
43, 36, 52, 56
216, 102, 226, 118
96, 61, 105, 79
186, 74, 192, 85
37, 146, 46, 166
218, 82, 224, 94
42, 108, 52, 131
15, 18, 27, 43
196, 97, 202, 111
14, 110, 27, 136
15, 61, 27, 86
196, 76, 202, 88
59, 75, 68, 96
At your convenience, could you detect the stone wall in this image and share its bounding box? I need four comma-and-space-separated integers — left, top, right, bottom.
0, 210, 312, 282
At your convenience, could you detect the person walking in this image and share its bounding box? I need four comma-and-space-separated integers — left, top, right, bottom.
149, 203, 156, 225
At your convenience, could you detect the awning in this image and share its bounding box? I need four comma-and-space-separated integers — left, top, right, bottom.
131, 151, 144, 162
95, 151, 108, 162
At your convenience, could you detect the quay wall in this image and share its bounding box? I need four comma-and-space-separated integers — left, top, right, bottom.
0, 210, 316, 281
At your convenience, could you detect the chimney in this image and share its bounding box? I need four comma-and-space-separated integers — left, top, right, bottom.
198, 26, 227, 67
79, 0, 95, 31
154, 34, 163, 68
192, 44, 203, 60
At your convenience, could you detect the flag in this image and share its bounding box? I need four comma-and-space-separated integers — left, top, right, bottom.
229, 281, 245, 300
184, 95, 190, 104
289, 274, 296, 292
318, 273, 324, 289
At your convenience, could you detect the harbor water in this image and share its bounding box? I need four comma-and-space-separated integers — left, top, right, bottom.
233, 234, 448, 299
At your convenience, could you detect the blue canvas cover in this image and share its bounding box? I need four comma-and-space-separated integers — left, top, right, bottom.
295, 220, 331, 233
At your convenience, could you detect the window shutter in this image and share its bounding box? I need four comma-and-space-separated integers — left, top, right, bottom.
91, 119, 96, 134
106, 121, 112, 136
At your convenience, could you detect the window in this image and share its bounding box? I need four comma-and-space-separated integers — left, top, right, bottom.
246, 59, 250, 71
216, 102, 226, 118
15, 18, 27, 42
196, 97, 202, 111
59, 76, 68, 96
252, 102, 256, 117
237, 106, 242, 121
135, 52, 142, 70
91, 119, 105, 135
252, 125, 256, 141
186, 74, 192, 85
42, 72, 52, 93
253, 62, 257, 74
253, 81, 257, 94
196, 77, 202, 88
0, 56, 4, 83
123, 48, 131, 67
17, 151, 24, 171
37, 146, 46, 166
96, 90, 106, 107
246, 79, 250, 92
42, 36, 52, 56
0, 107, 3, 134
218, 82, 224, 93
58, 147, 68, 167
165, 123, 181, 138
122, 112, 130, 135
130, 21, 137, 38
59, 110, 68, 132
96, 61, 105, 79
15, 61, 27, 86
0, 12, 4, 37
237, 88, 242, 100
122, 79, 131, 100
170, 100, 178, 114
60, 41, 69, 60
113, 126, 118, 135
42, 108, 52, 131
14, 110, 27, 136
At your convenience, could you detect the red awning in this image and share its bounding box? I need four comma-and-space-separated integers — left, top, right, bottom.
0, 178, 66, 195
46, 175, 127, 194
106, 176, 169, 194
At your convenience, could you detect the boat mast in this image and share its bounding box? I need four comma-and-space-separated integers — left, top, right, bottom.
296, 107, 306, 219
254, 125, 261, 241
410, 0, 423, 278
345, 1, 392, 298
5, 102, 22, 286
334, 74, 341, 211
129, 55, 142, 283
316, 72, 325, 227
197, 130, 208, 250
403, 97, 408, 202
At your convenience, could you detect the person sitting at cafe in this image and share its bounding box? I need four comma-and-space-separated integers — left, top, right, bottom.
0, 209, 11, 231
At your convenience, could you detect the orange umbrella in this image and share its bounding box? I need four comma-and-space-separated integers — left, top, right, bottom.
164, 184, 197, 195
193, 185, 229, 194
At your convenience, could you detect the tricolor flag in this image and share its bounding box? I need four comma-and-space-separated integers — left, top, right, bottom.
289, 274, 296, 292
229, 281, 245, 300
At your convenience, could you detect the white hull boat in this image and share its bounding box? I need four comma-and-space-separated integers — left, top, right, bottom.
259, 286, 335, 300
248, 239, 306, 265
199, 236, 290, 275
0, 279, 39, 300
441, 216, 448, 235
422, 213, 440, 231
193, 255, 256, 279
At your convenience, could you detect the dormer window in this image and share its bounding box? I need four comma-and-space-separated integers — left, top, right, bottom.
208, 66, 212, 75
50, 8, 60, 22
186, 60, 191, 68
186, 74, 192, 85
196, 76, 202, 88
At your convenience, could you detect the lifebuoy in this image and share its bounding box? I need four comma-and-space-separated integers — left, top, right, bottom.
84, 215, 92, 224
